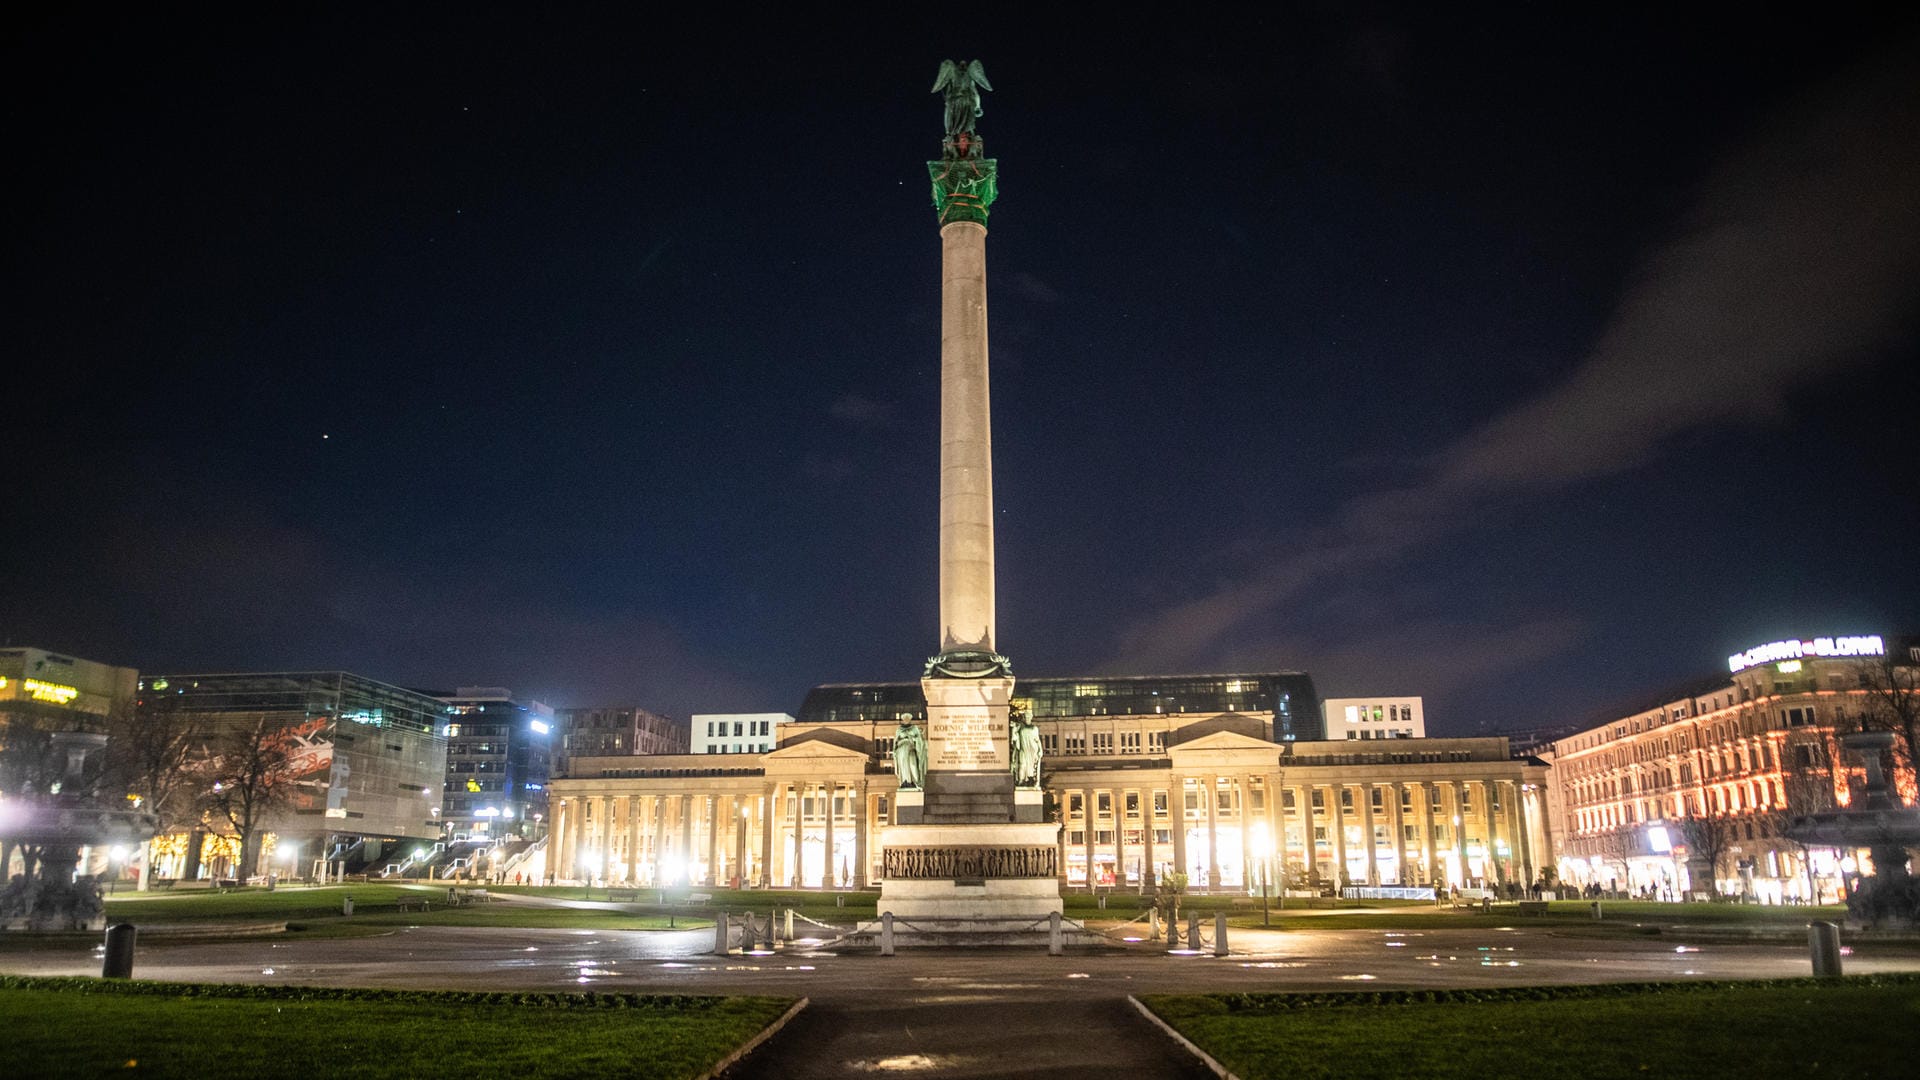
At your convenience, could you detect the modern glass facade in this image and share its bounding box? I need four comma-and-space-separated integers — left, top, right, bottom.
141, 671, 449, 842
430, 688, 552, 839
798, 672, 1323, 741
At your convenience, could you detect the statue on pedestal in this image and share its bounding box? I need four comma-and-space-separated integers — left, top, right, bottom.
893, 723, 928, 790
1010, 710, 1042, 788
932, 59, 992, 136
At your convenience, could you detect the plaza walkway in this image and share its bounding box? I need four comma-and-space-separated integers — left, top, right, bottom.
5, 922, 1916, 1077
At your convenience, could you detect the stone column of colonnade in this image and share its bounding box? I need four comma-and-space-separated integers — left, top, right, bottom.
1142, 785, 1158, 888
1418, 782, 1436, 887
1263, 774, 1283, 891
854, 782, 871, 888
1451, 784, 1469, 886
1204, 774, 1220, 888
823, 783, 838, 888
1238, 776, 1254, 892
760, 783, 776, 887
1330, 785, 1348, 893
1392, 783, 1409, 885
1079, 785, 1094, 889
1512, 783, 1536, 886
1170, 775, 1189, 886
1298, 783, 1318, 886
571, 795, 589, 882
624, 795, 641, 884
1362, 784, 1379, 886
1480, 780, 1503, 888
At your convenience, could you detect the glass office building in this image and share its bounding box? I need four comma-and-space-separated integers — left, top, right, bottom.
797, 672, 1322, 741
141, 671, 450, 846
429, 687, 553, 839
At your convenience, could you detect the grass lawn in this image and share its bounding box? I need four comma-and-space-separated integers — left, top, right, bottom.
104, 885, 423, 922
1141, 974, 1920, 1080
2, 975, 793, 1080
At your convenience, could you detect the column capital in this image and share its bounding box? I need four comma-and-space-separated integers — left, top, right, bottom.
929, 156, 998, 227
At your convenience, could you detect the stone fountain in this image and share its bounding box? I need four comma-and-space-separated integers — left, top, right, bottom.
1784, 731, 1920, 929
0, 731, 158, 932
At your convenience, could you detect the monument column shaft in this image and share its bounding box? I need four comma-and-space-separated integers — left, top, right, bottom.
938, 220, 996, 653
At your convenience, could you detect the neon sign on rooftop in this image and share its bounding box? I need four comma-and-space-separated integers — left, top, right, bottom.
1728, 635, 1884, 673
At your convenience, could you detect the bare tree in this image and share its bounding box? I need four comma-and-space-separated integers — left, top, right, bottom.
103, 696, 204, 890
200, 716, 328, 880
1670, 792, 1742, 899
1852, 651, 1920, 802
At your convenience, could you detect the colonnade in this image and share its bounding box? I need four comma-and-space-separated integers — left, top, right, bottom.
547, 778, 878, 888
1052, 774, 1540, 892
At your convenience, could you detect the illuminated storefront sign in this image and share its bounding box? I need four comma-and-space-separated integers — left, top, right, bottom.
1728, 635, 1883, 673
20, 679, 81, 704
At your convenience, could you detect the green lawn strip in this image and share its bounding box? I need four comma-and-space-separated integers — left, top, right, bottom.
103, 885, 422, 922
1, 976, 793, 1080
340, 907, 711, 931
1141, 974, 1920, 1080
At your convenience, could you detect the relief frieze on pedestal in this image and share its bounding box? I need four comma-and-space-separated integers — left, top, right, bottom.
882, 845, 1058, 880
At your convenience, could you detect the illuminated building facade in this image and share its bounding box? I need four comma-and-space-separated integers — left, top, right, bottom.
1323, 696, 1426, 740
139, 671, 450, 879
0, 646, 138, 724
545, 675, 1549, 894
552, 706, 686, 777
427, 687, 553, 840
1545, 633, 1916, 902
693, 712, 790, 755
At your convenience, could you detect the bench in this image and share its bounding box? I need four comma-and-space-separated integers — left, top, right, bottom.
686, 892, 713, 906
608, 889, 641, 903
452, 889, 489, 905
1516, 900, 1550, 916
396, 898, 432, 913
149, 879, 177, 891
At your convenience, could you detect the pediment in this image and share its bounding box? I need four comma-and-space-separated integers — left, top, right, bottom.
762, 733, 873, 760
1167, 729, 1283, 756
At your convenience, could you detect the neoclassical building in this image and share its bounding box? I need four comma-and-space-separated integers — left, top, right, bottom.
1544, 633, 1914, 902
546, 679, 1551, 894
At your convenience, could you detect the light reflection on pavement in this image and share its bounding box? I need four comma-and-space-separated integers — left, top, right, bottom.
3, 924, 1917, 998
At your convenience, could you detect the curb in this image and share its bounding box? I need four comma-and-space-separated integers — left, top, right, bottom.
1127, 995, 1239, 1080
701, 996, 810, 1080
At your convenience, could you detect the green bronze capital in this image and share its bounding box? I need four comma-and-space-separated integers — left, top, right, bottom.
929, 156, 998, 228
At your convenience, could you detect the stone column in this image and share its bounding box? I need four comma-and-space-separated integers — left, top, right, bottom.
1515, 786, 1537, 887
1481, 780, 1503, 887
1392, 783, 1409, 886
651, 795, 667, 885
1239, 776, 1255, 891
600, 795, 616, 881
626, 795, 641, 886
1452, 784, 1469, 887
1330, 785, 1350, 893
570, 796, 589, 882
1301, 785, 1319, 886
854, 782, 870, 888
679, 795, 694, 879
1081, 787, 1095, 890
1362, 784, 1379, 886
1142, 787, 1158, 890
1171, 776, 1189, 885
1265, 773, 1284, 891
760, 783, 776, 888
823, 783, 838, 889
937, 217, 997, 654
1204, 774, 1221, 889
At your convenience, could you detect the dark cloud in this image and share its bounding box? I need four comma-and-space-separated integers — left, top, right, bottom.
1110, 42, 1920, 674
828, 393, 897, 428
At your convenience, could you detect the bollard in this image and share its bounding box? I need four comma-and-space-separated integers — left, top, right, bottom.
1809, 921, 1843, 979
1097, 892, 1106, 910
1590, 901, 1602, 921
1188, 913, 1201, 951
881, 911, 895, 957
1166, 911, 1180, 947
785, 908, 795, 941
102, 924, 136, 979
1049, 911, 1063, 956
342, 895, 354, 916
448, 886, 458, 905
715, 914, 731, 954
1149, 908, 1161, 942
1214, 912, 1229, 957
836, 893, 845, 908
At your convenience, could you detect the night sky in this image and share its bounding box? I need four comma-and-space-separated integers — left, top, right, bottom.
6, 9, 1917, 734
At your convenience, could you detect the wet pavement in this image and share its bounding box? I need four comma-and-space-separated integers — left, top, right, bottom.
5, 923, 1915, 1077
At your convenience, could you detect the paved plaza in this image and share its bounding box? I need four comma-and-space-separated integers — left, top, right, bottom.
5, 922, 1917, 1078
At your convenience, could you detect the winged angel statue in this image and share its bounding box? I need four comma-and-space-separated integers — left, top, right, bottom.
932, 59, 993, 136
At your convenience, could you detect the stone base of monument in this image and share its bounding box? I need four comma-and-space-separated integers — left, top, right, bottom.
857, 821, 1095, 945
